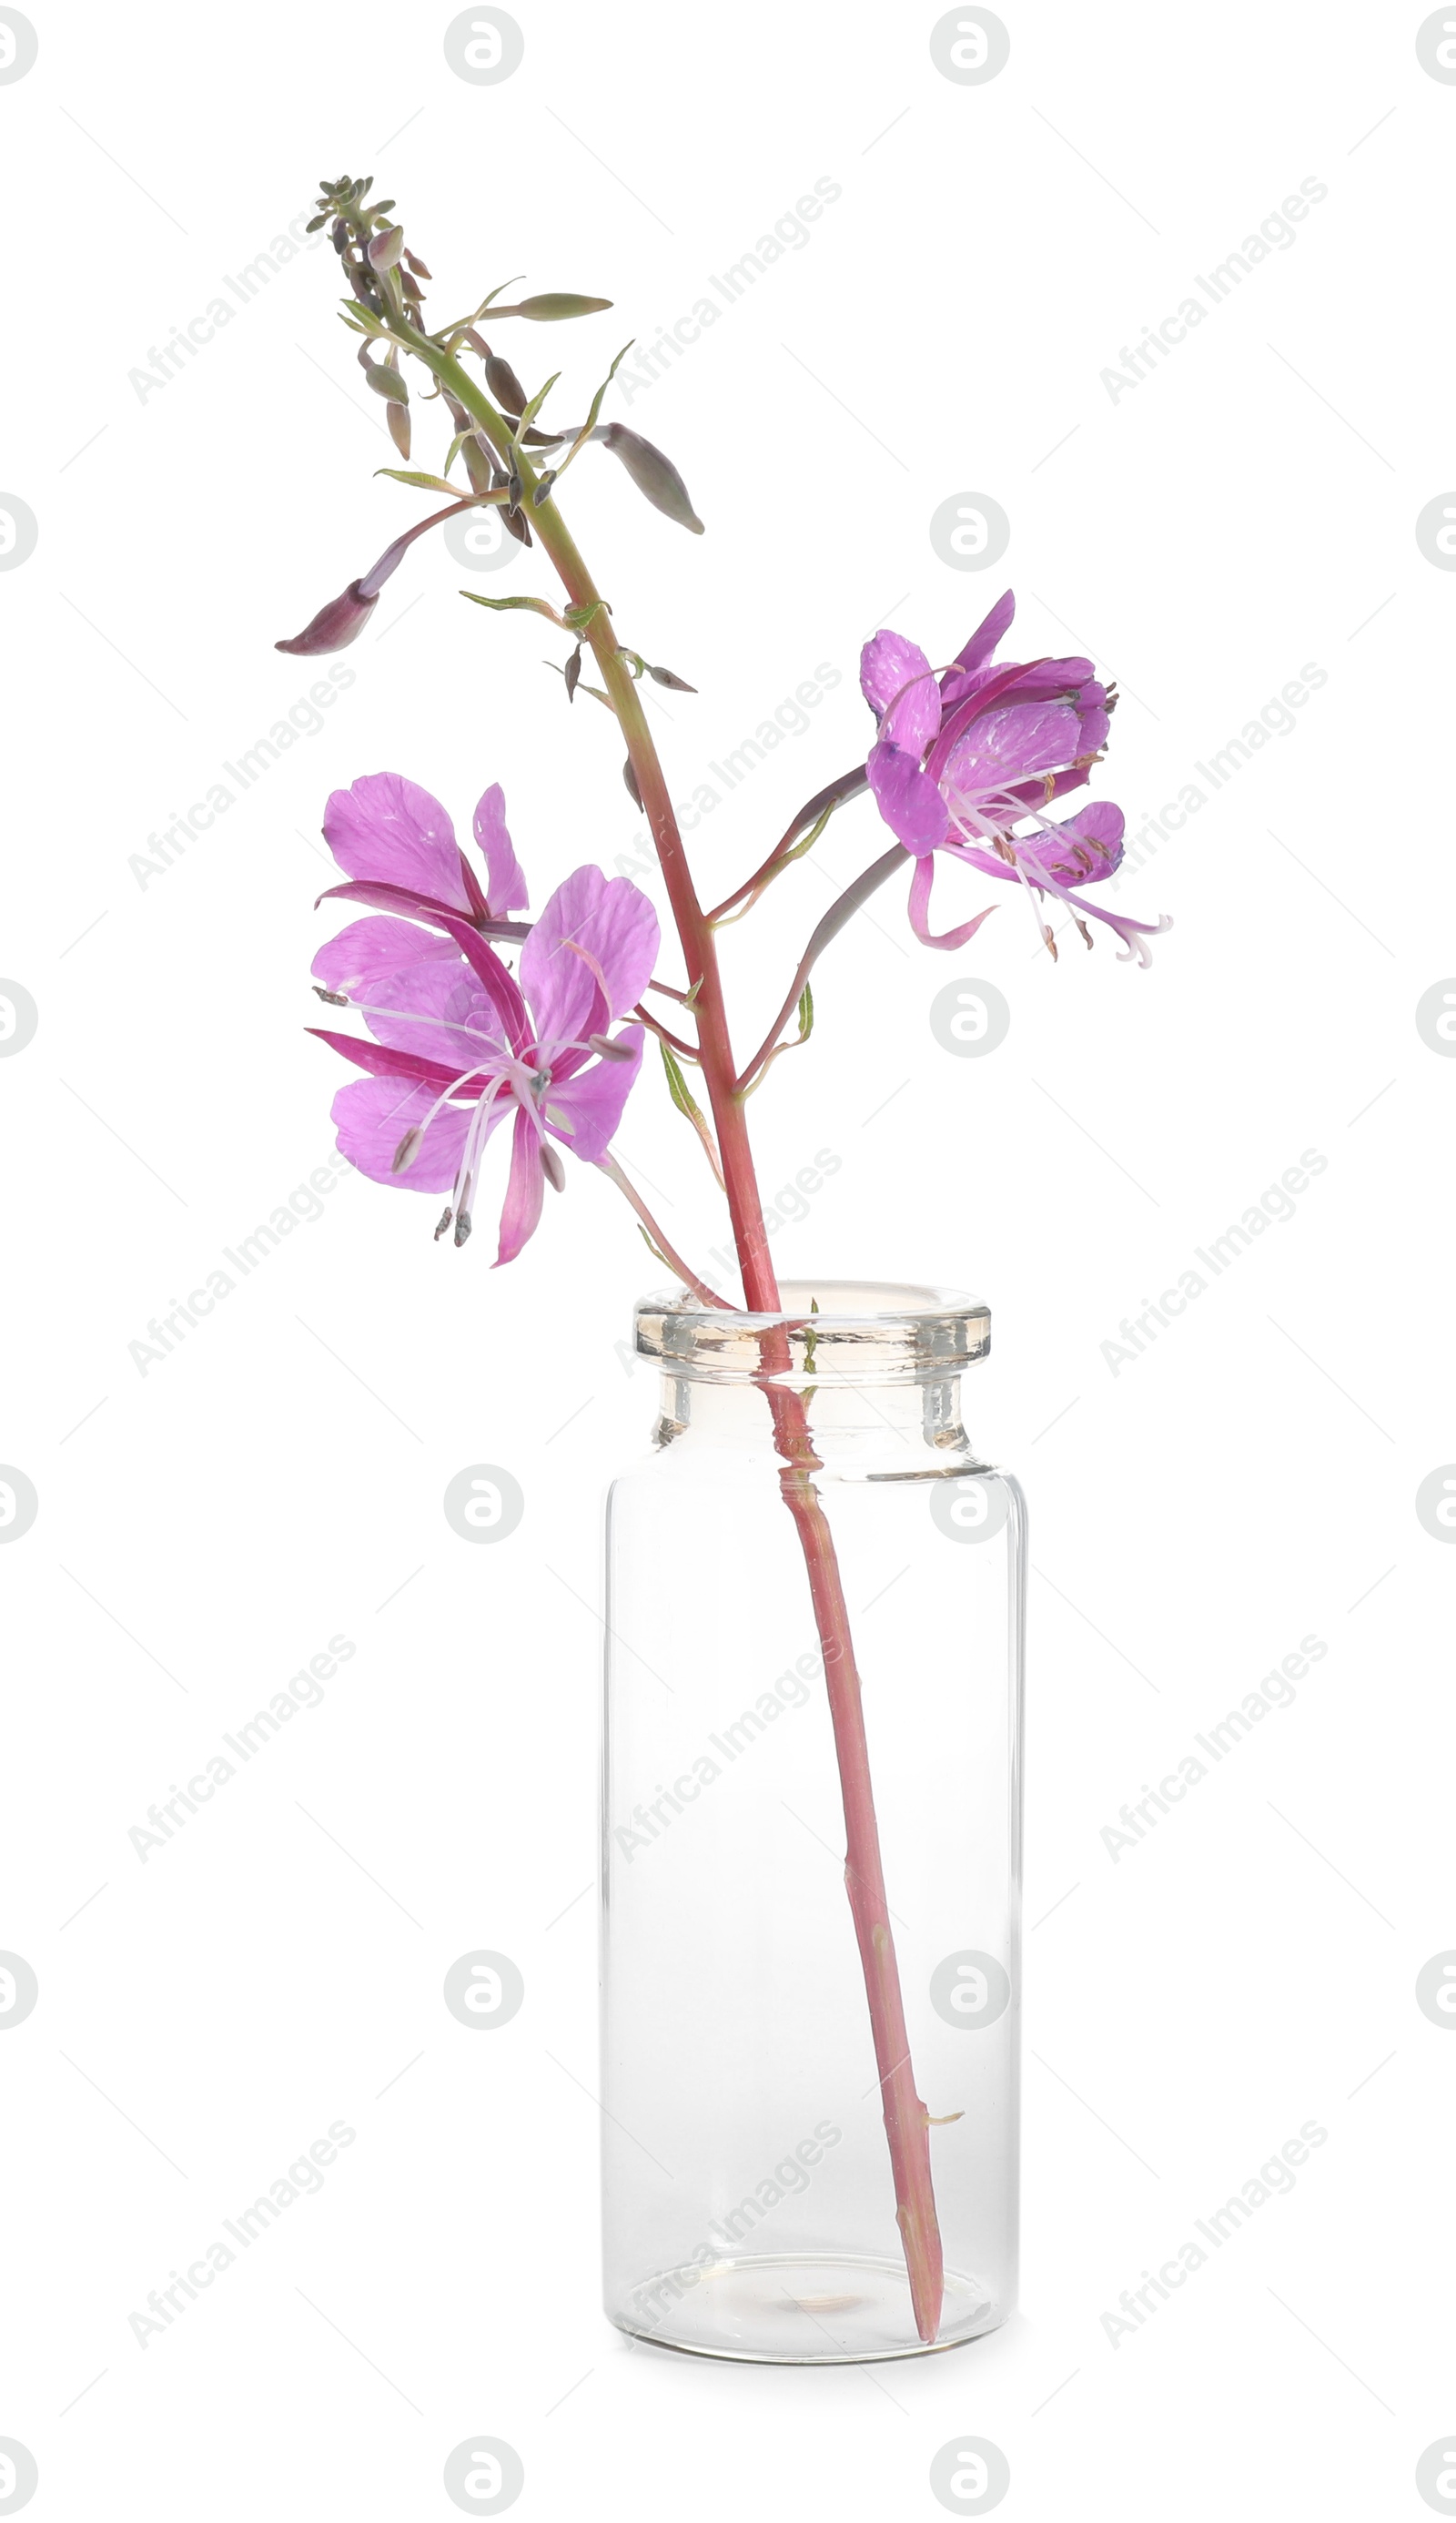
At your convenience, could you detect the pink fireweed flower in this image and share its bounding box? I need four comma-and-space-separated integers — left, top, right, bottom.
861, 592, 1170, 966
309, 862, 659, 1263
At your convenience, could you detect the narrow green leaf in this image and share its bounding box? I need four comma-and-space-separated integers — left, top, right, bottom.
558, 341, 634, 476
796, 983, 814, 1041
514, 370, 561, 440
375, 467, 459, 493
563, 598, 611, 633
659, 1037, 705, 1124
460, 593, 568, 625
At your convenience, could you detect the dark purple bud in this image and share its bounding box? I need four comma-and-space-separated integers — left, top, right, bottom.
595, 422, 703, 533
483, 350, 528, 416
531, 471, 557, 508
648, 664, 697, 693
623, 756, 643, 811
275, 579, 379, 654
564, 646, 581, 704
404, 248, 431, 279
540, 1142, 566, 1192
460, 432, 493, 496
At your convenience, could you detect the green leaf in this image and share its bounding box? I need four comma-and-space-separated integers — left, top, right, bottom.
512, 292, 612, 320
460, 593, 568, 625
374, 468, 460, 493
557, 342, 634, 476
514, 370, 561, 440
562, 599, 611, 633
659, 1037, 706, 1127
795, 984, 814, 1041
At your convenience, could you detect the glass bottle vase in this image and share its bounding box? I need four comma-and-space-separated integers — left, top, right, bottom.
601, 1282, 1025, 2364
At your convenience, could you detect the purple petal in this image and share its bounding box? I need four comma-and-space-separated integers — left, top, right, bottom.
950, 590, 1015, 675
431, 914, 532, 1056
859, 631, 941, 755
941, 702, 1087, 813
322, 774, 470, 909
1018, 799, 1126, 888
472, 784, 531, 917
308, 1027, 473, 1093
907, 856, 999, 951
354, 954, 507, 1070
311, 916, 461, 1000
330, 1076, 472, 1191
543, 1027, 644, 1161
521, 867, 661, 1047
865, 743, 949, 856
496, 1106, 546, 1266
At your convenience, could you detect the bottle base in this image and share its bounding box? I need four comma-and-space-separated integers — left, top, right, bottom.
607, 2252, 1008, 2365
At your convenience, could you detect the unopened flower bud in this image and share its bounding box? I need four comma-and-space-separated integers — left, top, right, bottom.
386, 400, 411, 461
275, 579, 379, 654
483, 350, 528, 416
404, 248, 431, 279
648, 664, 697, 693
595, 422, 704, 533
513, 292, 612, 320
622, 756, 643, 811
368, 224, 405, 271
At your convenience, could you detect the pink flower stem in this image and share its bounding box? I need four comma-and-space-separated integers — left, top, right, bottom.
404, 332, 946, 2342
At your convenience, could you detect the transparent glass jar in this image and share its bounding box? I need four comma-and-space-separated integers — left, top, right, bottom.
601, 1282, 1025, 2364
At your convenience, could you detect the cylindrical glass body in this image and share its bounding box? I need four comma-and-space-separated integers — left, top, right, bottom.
601, 1282, 1025, 2363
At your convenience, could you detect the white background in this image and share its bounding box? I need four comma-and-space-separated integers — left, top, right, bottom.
2, 1, 1453, 2515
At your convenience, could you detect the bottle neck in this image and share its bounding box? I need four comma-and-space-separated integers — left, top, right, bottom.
653, 1370, 976, 1463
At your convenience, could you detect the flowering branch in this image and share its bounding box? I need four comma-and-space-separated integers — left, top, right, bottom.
284, 170, 1170, 2349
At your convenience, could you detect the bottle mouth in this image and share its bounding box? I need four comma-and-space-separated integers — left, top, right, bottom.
634, 1280, 990, 1385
